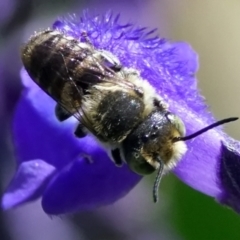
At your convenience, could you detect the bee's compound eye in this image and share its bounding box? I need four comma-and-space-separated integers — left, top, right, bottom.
100, 50, 122, 70
166, 113, 186, 137
124, 150, 155, 175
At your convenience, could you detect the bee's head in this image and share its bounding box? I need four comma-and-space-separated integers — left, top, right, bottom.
122, 111, 187, 175
122, 111, 237, 203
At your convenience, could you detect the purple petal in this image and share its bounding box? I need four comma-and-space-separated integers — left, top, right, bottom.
173, 110, 223, 197
42, 154, 140, 214
0, 0, 16, 25
218, 140, 240, 212
2, 160, 55, 209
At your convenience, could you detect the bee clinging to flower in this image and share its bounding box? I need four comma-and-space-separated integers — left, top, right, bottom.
20, 25, 237, 203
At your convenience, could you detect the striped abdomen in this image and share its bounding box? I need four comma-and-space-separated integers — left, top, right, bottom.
21, 29, 101, 111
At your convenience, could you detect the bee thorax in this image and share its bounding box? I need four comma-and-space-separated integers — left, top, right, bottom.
82, 87, 145, 142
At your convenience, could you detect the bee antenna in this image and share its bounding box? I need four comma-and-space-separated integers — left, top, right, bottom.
153, 156, 164, 203
175, 117, 238, 142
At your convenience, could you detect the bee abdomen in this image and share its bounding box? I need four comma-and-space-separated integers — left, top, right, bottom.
21, 29, 92, 100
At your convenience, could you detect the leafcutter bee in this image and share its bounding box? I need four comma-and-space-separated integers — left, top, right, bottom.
21, 29, 238, 202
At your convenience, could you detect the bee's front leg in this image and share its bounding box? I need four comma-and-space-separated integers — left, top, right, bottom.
111, 148, 123, 167
55, 103, 73, 121
74, 123, 87, 138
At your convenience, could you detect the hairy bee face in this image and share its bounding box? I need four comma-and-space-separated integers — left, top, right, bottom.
122, 111, 187, 175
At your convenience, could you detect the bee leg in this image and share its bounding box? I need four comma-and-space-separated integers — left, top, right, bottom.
153, 98, 168, 111
55, 104, 72, 122
111, 148, 123, 167
81, 31, 93, 47
153, 156, 164, 203
120, 68, 144, 97
111, 63, 122, 72
74, 124, 87, 138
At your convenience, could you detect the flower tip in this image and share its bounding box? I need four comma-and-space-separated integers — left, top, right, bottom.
1, 160, 56, 211
1, 193, 16, 210
20, 67, 36, 89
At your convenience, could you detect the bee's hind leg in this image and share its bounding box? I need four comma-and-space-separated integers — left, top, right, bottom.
81, 31, 93, 47
74, 123, 87, 138
55, 103, 73, 122
111, 148, 123, 167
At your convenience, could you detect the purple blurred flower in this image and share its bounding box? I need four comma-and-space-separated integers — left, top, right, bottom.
0, 0, 16, 26
2, 11, 240, 214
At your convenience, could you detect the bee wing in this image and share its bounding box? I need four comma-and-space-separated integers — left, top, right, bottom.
54, 66, 137, 136
52, 78, 99, 135
37, 34, 137, 92
39, 39, 138, 133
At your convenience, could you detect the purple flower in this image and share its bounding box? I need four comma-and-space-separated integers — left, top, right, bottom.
2, 11, 240, 214
0, 0, 17, 26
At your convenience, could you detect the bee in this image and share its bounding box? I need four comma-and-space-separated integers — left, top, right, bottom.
21, 29, 238, 202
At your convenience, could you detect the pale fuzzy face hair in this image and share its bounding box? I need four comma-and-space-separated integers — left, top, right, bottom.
163, 140, 187, 173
